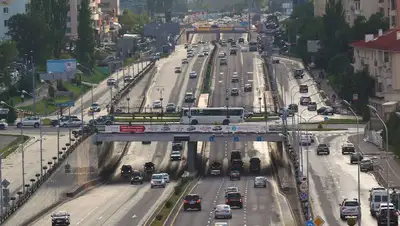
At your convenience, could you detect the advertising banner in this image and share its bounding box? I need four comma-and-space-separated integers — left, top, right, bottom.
46, 59, 77, 74
105, 124, 272, 133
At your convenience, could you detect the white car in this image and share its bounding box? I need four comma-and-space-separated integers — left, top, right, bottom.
170, 151, 182, 161
107, 78, 116, 86
214, 204, 232, 219
150, 174, 166, 188
15, 116, 41, 128
187, 53, 194, 58
241, 47, 248, 52
339, 198, 360, 219
152, 100, 162, 109
254, 176, 267, 188
198, 53, 205, 57
189, 71, 197, 78
160, 172, 170, 183
214, 223, 229, 226
0, 119, 8, 130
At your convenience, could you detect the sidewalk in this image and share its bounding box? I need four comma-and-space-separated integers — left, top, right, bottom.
349, 134, 400, 187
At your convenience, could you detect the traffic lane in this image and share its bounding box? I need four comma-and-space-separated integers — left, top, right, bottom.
349, 134, 400, 187
181, 43, 211, 108
68, 62, 147, 116
170, 177, 225, 226
144, 46, 187, 109
4, 136, 97, 226
117, 64, 155, 111
305, 134, 379, 226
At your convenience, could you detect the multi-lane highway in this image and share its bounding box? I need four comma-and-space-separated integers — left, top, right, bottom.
28, 33, 215, 226
170, 33, 294, 226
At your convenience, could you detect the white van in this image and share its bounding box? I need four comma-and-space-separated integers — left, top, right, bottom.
299, 135, 311, 146
369, 189, 389, 215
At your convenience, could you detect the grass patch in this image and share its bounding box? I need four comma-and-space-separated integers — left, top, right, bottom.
151, 180, 191, 226
201, 43, 216, 93
0, 135, 30, 157
301, 118, 364, 124
80, 68, 109, 84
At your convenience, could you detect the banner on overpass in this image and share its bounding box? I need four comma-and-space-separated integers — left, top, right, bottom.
219, 27, 233, 31
196, 27, 210, 31
233, 27, 247, 32
105, 124, 272, 133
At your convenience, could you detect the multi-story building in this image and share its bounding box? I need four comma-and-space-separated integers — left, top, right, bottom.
66, 0, 101, 38
0, 0, 30, 40
350, 29, 400, 120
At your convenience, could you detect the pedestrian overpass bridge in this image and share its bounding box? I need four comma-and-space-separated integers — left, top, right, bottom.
95, 124, 283, 142
94, 124, 285, 173
185, 27, 249, 41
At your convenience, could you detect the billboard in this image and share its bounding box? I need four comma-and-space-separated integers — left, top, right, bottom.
46, 59, 77, 74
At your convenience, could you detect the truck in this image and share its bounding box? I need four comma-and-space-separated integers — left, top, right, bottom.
210, 161, 222, 176
249, 157, 261, 173
143, 162, 155, 180
230, 151, 243, 170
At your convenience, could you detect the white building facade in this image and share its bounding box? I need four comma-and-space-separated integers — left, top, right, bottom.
0, 0, 30, 40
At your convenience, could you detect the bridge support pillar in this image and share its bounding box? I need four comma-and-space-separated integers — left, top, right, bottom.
186, 32, 190, 43
187, 141, 197, 172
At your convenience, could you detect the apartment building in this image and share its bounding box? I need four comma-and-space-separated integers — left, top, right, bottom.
350, 29, 400, 119
66, 0, 101, 38
0, 0, 30, 40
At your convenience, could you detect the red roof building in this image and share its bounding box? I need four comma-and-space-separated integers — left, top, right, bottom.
350, 29, 400, 120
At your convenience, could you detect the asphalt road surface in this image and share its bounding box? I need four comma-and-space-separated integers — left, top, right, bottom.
29, 35, 213, 226
170, 33, 293, 226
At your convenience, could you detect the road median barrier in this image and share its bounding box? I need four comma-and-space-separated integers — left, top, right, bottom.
300, 118, 364, 124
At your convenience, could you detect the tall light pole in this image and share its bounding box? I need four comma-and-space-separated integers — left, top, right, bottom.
22, 90, 43, 177
305, 114, 320, 220
343, 100, 361, 225
367, 104, 390, 225
0, 101, 25, 193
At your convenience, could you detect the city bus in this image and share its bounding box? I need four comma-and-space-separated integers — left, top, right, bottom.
180, 107, 252, 125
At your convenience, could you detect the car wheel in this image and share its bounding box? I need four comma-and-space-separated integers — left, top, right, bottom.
222, 119, 230, 125
151, 185, 154, 188
34, 123, 40, 128
184, 208, 188, 211
198, 208, 201, 211
17, 123, 22, 128
190, 120, 198, 125
106, 121, 111, 125
0, 125, 4, 130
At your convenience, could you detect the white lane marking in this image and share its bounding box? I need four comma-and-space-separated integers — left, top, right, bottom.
132, 215, 137, 218
207, 177, 225, 225
76, 206, 99, 225
243, 180, 248, 226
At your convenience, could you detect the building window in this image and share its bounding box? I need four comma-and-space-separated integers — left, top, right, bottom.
384, 52, 389, 63
3, 7, 8, 14
66, 27, 71, 33
380, 7, 384, 14
391, 0, 396, 9
67, 16, 71, 22
378, 82, 384, 92
3, 20, 7, 27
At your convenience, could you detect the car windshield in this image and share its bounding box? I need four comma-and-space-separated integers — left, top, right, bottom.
374, 195, 388, 202
121, 165, 131, 171
185, 195, 199, 200
91, 103, 99, 107
227, 193, 241, 198
226, 187, 238, 192
167, 103, 174, 107
53, 212, 68, 217
255, 177, 265, 181
344, 201, 358, 206
152, 175, 163, 179
132, 171, 141, 176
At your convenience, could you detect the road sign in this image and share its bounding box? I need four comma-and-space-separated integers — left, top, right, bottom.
324, 116, 329, 122
119, 125, 146, 133
209, 136, 215, 142
313, 216, 325, 226
353, 93, 358, 101
55, 101, 75, 107
233, 136, 239, 142
231, 126, 237, 131
300, 192, 308, 202
306, 220, 314, 226
1, 179, 9, 188
257, 136, 263, 141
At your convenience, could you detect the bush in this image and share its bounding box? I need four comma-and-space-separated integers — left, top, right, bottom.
174, 185, 182, 195
165, 200, 173, 208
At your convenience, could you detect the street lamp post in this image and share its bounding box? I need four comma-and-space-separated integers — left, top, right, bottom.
0, 102, 26, 193
367, 105, 390, 226
343, 100, 361, 225
22, 90, 43, 177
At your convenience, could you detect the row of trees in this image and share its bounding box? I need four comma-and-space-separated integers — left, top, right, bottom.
118, 10, 151, 36
7, 0, 95, 68
284, 0, 389, 120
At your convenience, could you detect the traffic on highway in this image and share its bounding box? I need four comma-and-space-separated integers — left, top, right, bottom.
1, 12, 399, 226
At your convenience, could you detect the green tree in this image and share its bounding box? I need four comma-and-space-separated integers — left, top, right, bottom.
76, 0, 96, 68
0, 41, 18, 87
350, 13, 389, 41
118, 10, 151, 35
7, 13, 49, 64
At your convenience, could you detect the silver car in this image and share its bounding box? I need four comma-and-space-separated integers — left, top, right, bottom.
214, 204, 232, 219
254, 176, 267, 188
